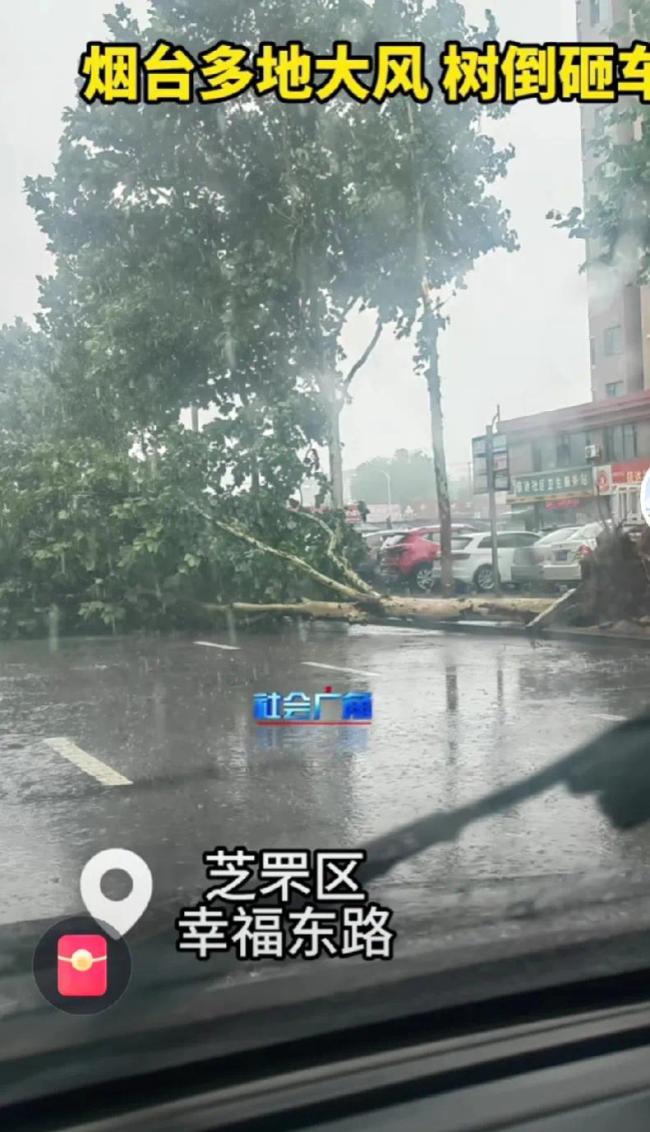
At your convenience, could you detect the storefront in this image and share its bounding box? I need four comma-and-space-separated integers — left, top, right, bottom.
509, 466, 601, 530
594, 458, 650, 524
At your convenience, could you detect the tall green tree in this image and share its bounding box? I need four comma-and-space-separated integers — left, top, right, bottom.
341, 0, 516, 589
27, 0, 515, 548
26, 0, 379, 495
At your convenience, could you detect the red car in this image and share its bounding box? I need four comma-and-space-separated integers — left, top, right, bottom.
379, 524, 479, 592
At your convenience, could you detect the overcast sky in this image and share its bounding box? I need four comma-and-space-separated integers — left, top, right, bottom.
0, 1, 588, 477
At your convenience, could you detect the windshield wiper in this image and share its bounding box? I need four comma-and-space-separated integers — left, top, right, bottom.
358, 711, 650, 887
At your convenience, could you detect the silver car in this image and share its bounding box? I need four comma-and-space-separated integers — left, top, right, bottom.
361, 529, 407, 569
511, 527, 578, 589
541, 521, 610, 585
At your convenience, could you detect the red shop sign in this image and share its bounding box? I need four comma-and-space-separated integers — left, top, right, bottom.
545, 498, 581, 510
611, 458, 650, 485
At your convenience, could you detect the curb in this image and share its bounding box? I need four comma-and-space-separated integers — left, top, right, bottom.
390, 618, 527, 637
385, 618, 650, 647
540, 626, 650, 647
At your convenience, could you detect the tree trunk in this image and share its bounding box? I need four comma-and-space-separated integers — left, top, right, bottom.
328, 402, 345, 509
190, 406, 199, 433
423, 312, 453, 595
406, 100, 453, 597
199, 594, 553, 626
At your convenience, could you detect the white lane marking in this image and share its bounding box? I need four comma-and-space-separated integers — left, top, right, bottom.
194, 640, 240, 651
302, 661, 379, 678
44, 737, 132, 787
594, 713, 626, 722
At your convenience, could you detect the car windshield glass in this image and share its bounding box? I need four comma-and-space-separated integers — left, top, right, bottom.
5, 0, 650, 1080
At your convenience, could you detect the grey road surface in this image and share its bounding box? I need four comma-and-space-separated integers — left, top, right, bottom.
1, 624, 650, 939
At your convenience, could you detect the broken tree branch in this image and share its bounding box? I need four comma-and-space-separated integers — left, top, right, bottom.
211, 517, 368, 602
187, 498, 376, 604
293, 507, 381, 599
526, 588, 577, 634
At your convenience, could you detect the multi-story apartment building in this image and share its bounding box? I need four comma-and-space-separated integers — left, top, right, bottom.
493, 4, 650, 528
577, 0, 650, 399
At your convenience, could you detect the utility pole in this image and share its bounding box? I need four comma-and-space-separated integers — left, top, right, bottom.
485, 407, 502, 596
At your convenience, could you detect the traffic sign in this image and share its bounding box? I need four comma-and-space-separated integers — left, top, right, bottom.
472, 433, 509, 494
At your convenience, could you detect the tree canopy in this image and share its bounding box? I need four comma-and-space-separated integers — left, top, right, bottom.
351, 449, 435, 510
26, 0, 514, 463
0, 0, 518, 635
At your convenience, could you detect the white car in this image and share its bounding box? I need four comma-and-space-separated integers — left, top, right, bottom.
541, 521, 610, 585
432, 530, 541, 592
510, 527, 579, 588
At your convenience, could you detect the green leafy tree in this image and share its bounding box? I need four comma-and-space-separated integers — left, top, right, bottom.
0, 320, 62, 441
0, 425, 368, 638
27, 0, 515, 542
351, 449, 435, 511
26, 0, 382, 496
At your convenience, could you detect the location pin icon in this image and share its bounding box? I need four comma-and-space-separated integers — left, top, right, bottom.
80, 849, 153, 940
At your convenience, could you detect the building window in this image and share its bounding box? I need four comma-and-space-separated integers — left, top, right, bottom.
556, 433, 572, 468
603, 324, 623, 356
590, 337, 596, 366
590, 0, 600, 25
624, 423, 637, 459
569, 431, 590, 465
605, 381, 624, 397
604, 423, 637, 461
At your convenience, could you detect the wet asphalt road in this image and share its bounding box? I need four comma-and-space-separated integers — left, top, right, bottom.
2, 624, 650, 935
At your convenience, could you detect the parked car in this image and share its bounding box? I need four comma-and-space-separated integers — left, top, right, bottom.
432, 530, 541, 592
541, 521, 610, 586
379, 524, 479, 593
511, 527, 578, 589
360, 529, 407, 580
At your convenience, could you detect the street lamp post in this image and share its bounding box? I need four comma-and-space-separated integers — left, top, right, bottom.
381, 470, 393, 522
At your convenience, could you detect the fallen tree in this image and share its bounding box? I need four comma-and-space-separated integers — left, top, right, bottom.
191, 510, 555, 626
196, 516, 650, 634
13, 430, 643, 640
198, 594, 554, 627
